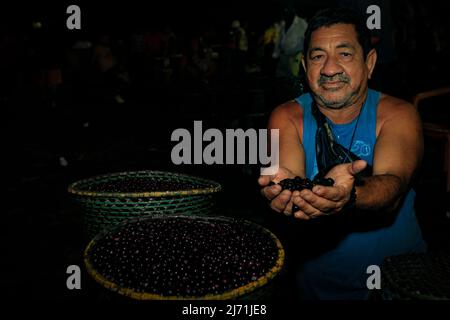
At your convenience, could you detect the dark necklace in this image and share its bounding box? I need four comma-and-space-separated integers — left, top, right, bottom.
312, 97, 367, 172
341, 100, 365, 163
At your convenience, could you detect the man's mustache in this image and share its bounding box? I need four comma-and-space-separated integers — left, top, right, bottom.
318, 74, 350, 85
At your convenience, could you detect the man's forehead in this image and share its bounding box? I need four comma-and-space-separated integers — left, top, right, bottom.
310, 23, 359, 45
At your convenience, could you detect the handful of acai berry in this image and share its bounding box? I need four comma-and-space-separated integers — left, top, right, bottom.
269, 176, 335, 215
270, 176, 334, 191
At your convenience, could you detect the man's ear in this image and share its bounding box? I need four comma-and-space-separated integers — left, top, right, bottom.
301, 54, 307, 72
366, 48, 377, 79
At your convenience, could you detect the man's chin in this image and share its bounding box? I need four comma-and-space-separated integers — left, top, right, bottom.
317, 93, 347, 108
320, 102, 346, 109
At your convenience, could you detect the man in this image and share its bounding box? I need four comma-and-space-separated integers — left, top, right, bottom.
259, 8, 426, 300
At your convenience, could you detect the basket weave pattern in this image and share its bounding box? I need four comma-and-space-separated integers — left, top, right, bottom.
381, 252, 450, 300
68, 171, 222, 238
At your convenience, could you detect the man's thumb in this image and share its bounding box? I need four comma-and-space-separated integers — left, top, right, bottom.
258, 175, 273, 186
349, 160, 367, 175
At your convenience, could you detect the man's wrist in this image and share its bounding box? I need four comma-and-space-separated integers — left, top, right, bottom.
343, 183, 357, 211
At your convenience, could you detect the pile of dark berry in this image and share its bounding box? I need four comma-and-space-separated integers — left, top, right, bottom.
87, 216, 280, 297
85, 178, 198, 193
273, 176, 334, 191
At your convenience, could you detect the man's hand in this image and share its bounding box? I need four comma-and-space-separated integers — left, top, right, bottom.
291, 160, 367, 219
258, 167, 302, 217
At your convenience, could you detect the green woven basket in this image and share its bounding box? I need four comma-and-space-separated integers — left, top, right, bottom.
68, 171, 222, 238
381, 252, 450, 300
84, 215, 285, 300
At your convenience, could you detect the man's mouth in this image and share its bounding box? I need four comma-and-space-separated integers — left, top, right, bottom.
320, 81, 346, 89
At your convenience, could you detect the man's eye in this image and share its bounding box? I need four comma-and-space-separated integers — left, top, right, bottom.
311, 55, 323, 60
340, 52, 352, 57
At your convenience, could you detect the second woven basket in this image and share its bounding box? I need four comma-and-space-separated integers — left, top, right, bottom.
68, 170, 222, 239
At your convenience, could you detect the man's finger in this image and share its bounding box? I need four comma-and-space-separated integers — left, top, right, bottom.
312, 185, 343, 201
299, 189, 338, 212
349, 160, 367, 176
293, 210, 311, 220
291, 192, 310, 220
261, 184, 282, 201
292, 192, 322, 216
270, 190, 292, 212
258, 175, 274, 187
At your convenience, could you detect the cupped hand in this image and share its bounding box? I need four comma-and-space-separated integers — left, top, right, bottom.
291, 160, 367, 219
258, 167, 298, 216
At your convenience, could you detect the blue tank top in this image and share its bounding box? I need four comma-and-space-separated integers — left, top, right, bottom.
295, 89, 426, 300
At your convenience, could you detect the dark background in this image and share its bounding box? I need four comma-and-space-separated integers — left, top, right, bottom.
3, 0, 449, 302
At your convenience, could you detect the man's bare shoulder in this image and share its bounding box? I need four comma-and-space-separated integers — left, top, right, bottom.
378, 94, 418, 119
378, 94, 420, 125
269, 100, 303, 125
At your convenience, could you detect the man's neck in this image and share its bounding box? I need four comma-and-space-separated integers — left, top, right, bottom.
317, 91, 368, 124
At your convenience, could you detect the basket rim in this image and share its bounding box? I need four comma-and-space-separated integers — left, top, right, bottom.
84, 215, 285, 300
68, 170, 222, 198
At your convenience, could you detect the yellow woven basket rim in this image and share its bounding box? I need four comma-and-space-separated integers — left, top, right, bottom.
84, 215, 285, 300
68, 170, 222, 198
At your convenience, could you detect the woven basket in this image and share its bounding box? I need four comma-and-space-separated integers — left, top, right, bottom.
381, 252, 450, 300
68, 171, 222, 238
84, 215, 285, 300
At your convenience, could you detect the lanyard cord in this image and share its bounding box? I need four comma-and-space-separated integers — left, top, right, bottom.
342, 100, 365, 163
312, 98, 366, 173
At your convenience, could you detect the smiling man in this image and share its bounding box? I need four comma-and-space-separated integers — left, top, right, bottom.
258, 8, 426, 300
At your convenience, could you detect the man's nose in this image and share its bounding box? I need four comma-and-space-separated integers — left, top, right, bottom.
320, 56, 344, 77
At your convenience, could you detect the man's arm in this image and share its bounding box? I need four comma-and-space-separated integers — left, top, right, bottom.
258, 101, 308, 217
267, 102, 305, 178
354, 97, 423, 212
291, 97, 424, 218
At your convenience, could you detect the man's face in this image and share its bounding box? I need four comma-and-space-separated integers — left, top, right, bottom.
303, 23, 376, 109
